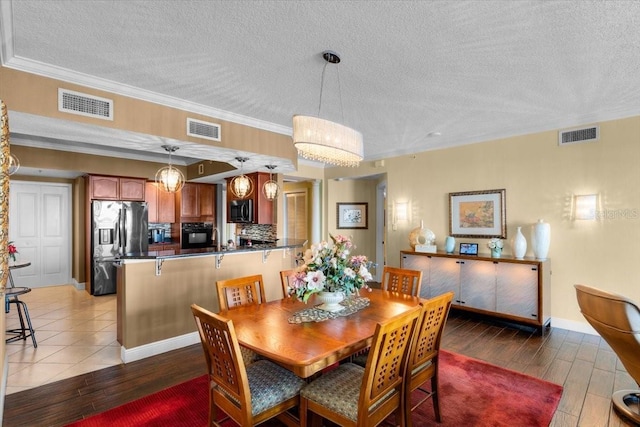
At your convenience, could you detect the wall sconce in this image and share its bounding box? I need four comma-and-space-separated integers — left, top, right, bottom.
573, 194, 598, 220
394, 201, 409, 227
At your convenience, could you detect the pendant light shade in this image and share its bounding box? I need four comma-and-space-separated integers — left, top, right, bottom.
262, 165, 279, 200
230, 157, 253, 199
293, 50, 363, 168
8, 153, 19, 175
155, 145, 185, 193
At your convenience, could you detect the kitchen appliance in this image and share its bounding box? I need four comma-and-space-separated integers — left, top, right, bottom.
152, 228, 166, 243
229, 199, 253, 223
181, 223, 214, 249
91, 200, 148, 295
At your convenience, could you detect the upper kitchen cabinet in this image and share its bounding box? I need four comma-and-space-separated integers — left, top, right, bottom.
88, 175, 146, 201
226, 172, 274, 224
145, 182, 176, 223
176, 183, 216, 222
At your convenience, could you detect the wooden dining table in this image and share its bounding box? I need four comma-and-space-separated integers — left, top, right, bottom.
219, 289, 422, 378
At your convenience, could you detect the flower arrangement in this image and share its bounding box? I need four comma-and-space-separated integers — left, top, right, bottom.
288, 234, 373, 303
487, 238, 503, 256
7, 241, 18, 262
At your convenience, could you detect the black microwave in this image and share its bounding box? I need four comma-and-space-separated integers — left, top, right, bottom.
181, 223, 214, 249
229, 199, 253, 223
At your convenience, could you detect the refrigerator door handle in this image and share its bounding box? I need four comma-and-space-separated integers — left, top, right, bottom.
122, 207, 127, 252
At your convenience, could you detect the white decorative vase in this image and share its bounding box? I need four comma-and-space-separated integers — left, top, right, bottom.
317, 291, 345, 312
409, 220, 435, 250
531, 219, 550, 260
512, 226, 527, 260
445, 236, 456, 253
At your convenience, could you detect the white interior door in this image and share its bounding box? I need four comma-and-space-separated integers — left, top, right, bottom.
9, 181, 72, 288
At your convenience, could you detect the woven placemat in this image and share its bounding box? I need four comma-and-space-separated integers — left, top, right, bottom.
288, 296, 370, 323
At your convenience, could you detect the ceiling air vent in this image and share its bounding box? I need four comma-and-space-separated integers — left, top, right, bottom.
58, 89, 113, 121
558, 125, 599, 146
187, 118, 221, 142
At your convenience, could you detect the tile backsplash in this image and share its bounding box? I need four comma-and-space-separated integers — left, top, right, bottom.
239, 224, 277, 242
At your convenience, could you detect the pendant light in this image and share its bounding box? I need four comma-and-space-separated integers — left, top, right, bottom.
230, 157, 253, 199
155, 145, 185, 193
262, 165, 279, 201
292, 50, 363, 167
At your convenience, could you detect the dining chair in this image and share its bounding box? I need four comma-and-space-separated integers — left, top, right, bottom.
575, 284, 640, 424
404, 291, 454, 426
279, 268, 296, 298
216, 274, 266, 366
299, 305, 421, 427
216, 274, 266, 311
381, 266, 423, 297
191, 304, 305, 427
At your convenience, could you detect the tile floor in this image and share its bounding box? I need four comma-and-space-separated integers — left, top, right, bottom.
4, 285, 120, 395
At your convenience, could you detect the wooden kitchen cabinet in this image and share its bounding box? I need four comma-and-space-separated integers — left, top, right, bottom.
401, 251, 550, 331
226, 172, 274, 224
145, 182, 176, 223
176, 183, 216, 222
88, 175, 145, 201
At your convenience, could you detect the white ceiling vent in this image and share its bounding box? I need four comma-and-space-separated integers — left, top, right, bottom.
58, 89, 113, 121
187, 118, 221, 141
558, 125, 599, 146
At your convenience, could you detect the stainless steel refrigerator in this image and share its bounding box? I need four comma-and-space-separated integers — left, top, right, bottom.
91, 200, 148, 295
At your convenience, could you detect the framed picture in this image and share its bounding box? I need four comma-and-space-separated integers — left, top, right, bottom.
449, 189, 506, 238
459, 243, 478, 255
337, 202, 368, 229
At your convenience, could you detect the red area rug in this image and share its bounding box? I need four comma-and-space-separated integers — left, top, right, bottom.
66, 350, 562, 427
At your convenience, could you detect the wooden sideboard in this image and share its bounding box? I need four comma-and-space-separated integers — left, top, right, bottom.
400, 250, 551, 331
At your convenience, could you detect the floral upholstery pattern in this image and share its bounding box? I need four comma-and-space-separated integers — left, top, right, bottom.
246, 359, 305, 416
300, 362, 365, 421
240, 346, 259, 366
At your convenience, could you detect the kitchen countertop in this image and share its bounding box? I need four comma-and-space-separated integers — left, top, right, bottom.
119, 238, 307, 260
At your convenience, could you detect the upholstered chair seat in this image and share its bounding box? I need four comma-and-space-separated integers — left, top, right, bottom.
300, 363, 365, 421
241, 359, 305, 416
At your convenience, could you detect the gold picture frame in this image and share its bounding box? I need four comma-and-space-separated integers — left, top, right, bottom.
449, 189, 506, 238
337, 202, 368, 229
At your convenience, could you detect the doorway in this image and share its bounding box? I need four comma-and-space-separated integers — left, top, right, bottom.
9, 181, 72, 287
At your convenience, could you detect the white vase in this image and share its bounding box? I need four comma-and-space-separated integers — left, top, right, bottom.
531, 219, 550, 260
445, 236, 456, 253
316, 291, 345, 312
512, 226, 527, 260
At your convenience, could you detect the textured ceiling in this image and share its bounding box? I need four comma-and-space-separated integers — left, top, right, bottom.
1, 0, 640, 179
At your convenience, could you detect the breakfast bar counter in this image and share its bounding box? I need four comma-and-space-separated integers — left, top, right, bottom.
115, 239, 306, 363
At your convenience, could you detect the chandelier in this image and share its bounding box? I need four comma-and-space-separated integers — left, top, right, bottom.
262, 165, 279, 200
230, 157, 253, 199
155, 145, 185, 193
292, 50, 363, 168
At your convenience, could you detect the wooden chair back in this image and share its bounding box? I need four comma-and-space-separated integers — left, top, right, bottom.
216, 274, 266, 311
381, 266, 423, 297
358, 305, 422, 426
279, 269, 296, 298
191, 304, 252, 426
405, 291, 454, 425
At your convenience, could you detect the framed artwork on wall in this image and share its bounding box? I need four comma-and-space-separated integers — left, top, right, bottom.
449, 189, 506, 238
337, 202, 368, 229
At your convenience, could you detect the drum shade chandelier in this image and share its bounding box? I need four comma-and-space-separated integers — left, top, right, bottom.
293, 50, 363, 168
155, 145, 185, 193
230, 157, 253, 199
262, 165, 279, 200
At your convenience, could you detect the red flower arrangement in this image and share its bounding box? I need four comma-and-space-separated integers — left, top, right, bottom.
8, 241, 18, 262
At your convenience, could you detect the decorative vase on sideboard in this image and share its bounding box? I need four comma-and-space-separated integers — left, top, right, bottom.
491, 248, 502, 258
445, 236, 456, 253
531, 219, 550, 260
512, 227, 527, 259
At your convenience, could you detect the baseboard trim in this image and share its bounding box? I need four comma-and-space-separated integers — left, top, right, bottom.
121, 332, 200, 363
550, 316, 597, 335
0, 353, 8, 424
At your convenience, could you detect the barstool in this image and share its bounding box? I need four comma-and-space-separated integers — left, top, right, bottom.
6, 261, 37, 347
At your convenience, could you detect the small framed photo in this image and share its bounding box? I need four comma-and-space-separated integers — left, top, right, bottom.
459, 243, 478, 255
337, 202, 368, 229
449, 189, 506, 238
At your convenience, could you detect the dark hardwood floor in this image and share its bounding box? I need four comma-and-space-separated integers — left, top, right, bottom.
3, 311, 638, 426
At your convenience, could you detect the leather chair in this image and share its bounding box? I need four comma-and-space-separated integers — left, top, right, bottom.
191, 304, 305, 427
380, 266, 423, 297
216, 274, 266, 311
299, 305, 421, 427
575, 284, 640, 424
405, 292, 454, 426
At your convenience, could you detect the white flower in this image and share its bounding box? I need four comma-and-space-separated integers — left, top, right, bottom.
488, 238, 504, 249
305, 271, 326, 291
